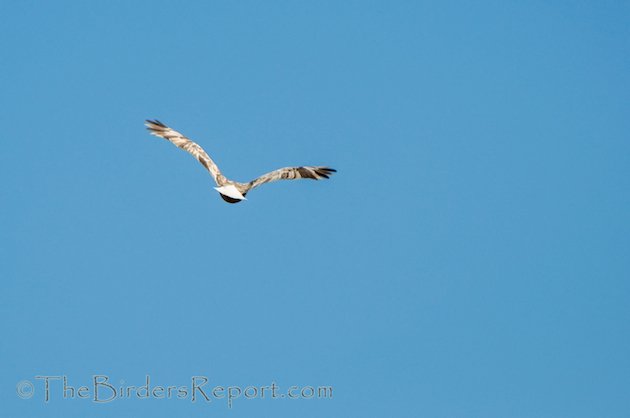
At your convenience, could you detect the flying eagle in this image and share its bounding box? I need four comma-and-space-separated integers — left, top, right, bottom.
146, 120, 336, 204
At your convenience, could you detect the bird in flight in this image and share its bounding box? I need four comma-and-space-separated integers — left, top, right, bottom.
146, 120, 336, 204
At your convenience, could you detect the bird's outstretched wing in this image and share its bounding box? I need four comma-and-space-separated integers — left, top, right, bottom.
145, 119, 226, 185
248, 166, 336, 190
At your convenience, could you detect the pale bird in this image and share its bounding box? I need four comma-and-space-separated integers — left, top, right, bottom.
146, 120, 336, 204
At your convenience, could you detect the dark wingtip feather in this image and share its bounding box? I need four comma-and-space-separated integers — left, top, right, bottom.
313, 167, 336, 179
145, 119, 166, 128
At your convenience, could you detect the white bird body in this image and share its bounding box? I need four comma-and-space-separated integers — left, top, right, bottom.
214, 185, 247, 201
145, 119, 336, 204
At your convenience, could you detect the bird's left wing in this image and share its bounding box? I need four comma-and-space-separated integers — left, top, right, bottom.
145, 119, 226, 185
248, 166, 336, 190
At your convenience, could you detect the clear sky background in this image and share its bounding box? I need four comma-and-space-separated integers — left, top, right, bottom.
1, 1, 629, 417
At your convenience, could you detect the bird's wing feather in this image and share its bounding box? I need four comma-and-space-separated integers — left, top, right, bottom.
145, 119, 226, 185
248, 166, 336, 190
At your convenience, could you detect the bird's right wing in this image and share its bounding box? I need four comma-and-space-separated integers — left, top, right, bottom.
145, 119, 226, 185
248, 166, 336, 190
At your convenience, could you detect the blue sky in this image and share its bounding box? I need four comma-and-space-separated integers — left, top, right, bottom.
1, 1, 629, 417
